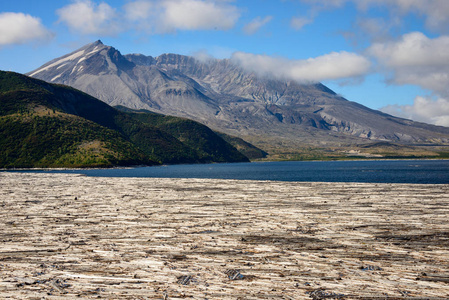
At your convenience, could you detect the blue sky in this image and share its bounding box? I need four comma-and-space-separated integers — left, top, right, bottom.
1, 0, 449, 126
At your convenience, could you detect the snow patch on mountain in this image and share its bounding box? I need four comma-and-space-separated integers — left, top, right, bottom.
29, 50, 86, 77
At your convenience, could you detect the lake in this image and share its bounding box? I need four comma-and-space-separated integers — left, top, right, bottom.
12, 159, 449, 184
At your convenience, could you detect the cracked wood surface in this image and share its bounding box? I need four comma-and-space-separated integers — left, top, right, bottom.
0, 172, 448, 299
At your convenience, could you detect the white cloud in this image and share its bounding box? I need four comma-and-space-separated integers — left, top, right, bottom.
358, 0, 449, 32
0, 12, 53, 46
368, 32, 449, 68
192, 49, 215, 63
59, 0, 240, 35
300, 0, 449, 33
57, 0, 121, 35
231, 51, 371, 83
290, 16, 312, 30
368, 32, 449, 96
381, 96, 449, 127
160, 0, 240, 31
243, 16, 272, 35
123, 0, 154, 21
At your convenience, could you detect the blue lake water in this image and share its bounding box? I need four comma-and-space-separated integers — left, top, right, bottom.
12, 160, 449, 184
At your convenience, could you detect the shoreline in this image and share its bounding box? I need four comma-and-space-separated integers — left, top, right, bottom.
1, 172, 448, 299
1, 157, 449, 172
2, 159, 448, 185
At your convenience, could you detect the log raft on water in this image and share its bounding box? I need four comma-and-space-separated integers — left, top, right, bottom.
0, 173, 448, 299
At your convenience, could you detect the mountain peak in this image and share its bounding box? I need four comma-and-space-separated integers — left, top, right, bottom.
27, 41, 449, 148
26, 41, 116, 81
85, 40, 106, 51
83, 39, 108, 52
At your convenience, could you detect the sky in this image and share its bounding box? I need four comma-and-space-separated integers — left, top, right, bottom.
1, 0, 449, 126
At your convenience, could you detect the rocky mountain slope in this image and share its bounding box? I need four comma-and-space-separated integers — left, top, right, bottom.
28, 41, 449, 153
0, 71, 250, 168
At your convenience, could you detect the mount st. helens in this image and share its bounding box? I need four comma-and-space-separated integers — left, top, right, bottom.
28, 41, 449, 158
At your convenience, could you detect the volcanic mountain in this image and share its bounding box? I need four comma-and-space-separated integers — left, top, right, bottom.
28, 40, 449, 155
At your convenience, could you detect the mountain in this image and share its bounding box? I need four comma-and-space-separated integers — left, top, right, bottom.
28, 40, 449, 156
0, 71, 250, 168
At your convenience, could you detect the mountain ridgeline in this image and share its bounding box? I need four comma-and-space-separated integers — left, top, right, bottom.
27, 40, 449, 156
0, 71, 257, 168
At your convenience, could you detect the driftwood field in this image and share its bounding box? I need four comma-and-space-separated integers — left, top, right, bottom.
0, 172, 448, 299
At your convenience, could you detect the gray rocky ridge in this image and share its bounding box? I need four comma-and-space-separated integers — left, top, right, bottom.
28, 40, 449, 149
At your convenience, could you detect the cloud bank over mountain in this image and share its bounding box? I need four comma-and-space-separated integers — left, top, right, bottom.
231, 51, 371, 83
